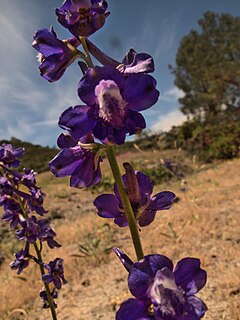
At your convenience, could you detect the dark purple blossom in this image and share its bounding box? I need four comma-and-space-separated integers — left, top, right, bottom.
40, 288, 58, 309
59, 66, 159, 144
114, 248, 207, 320
2, 209, 23, 229
0, 176, 14, 196
49, 133, 102, 189
27, 188, 48, 215
21, 168, 37, 187
42, 258, 67, 290
32, 27, 80, 82
94, 163, 175, 227
9, 243, 30, 274
86, 39, 155, 75
16, 216, 61, 248
0, 144, 24, 168
55, 0, 110, 38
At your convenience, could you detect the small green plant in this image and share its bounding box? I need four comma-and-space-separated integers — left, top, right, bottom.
71, 223, 115, 264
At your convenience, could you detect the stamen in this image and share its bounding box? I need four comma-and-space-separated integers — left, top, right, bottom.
95, 80, 128, 126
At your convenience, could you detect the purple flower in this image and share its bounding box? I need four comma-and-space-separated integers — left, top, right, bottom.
0, 144, 24, 168
49, 133, 102, 189
59, 66, 159, 144
16, 216, 61, 248
0, 176, 14, 196
27, 188, 48, 216
42, 258, 67, 290
55, 0, 110, 38
9, 244, 30, 274
94, 163, 175, 227
86, 39, 155, 75
21, 168, 37, 187
115, 248, 207, 320
40, 288, 58, 309
2, 209, 23, 229
32, 27, 80, 82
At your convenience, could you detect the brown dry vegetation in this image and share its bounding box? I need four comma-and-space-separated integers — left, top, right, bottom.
0, 150, 240, 320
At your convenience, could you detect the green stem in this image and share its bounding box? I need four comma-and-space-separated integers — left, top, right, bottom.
33, 242, 57, 320
80, 36, 94, 68
106, 146, 144, 261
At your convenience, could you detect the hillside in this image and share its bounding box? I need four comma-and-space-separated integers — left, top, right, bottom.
0, 137, 58, 173
0, 148, 239, 319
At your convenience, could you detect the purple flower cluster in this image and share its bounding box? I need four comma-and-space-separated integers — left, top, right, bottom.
32, 0, 160, 188
114, 248, 207, 320
0, 143, 65, 309
32, 1, 208, 318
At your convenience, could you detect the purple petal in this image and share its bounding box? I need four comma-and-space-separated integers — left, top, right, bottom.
116, 298, 151, 320
57, 133, 78, 148
59, 105, 96, 139
123, 74, 159, 111
128, 255, 173, 299
93, 194, 121, 218
53, 277, 62, 290
174, 258, 207, 295
114, 215, 128, 227
69, 154, 102, 188
113, 247, 134, 272
49, 148, 84, 177
32, 28, 63, 57
42, 274, 53, 284
186, 296, 208, 318
138, 209, 156, 227
136, 172, 153, 197
149, 191, 176, 211
93, 122, 128, 145
125, 111, 146, 136
114, 171, 152, 203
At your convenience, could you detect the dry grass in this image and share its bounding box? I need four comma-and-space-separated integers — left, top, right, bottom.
0, 153, 239, 320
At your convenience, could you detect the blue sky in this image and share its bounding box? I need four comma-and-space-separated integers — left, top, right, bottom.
0, 0, 239, 146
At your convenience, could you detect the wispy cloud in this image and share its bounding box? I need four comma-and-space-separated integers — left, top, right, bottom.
0, 1, 80, 145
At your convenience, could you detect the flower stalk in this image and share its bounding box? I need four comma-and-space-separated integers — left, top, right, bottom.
106, 146, 144, 261
33, 242, 58, 320
16, 195, 58, 320
80, 36, 94, 68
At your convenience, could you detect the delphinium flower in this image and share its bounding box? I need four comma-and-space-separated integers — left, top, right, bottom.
42, 258, 67, 290
55, 0, 110, 38
86, 38, 155, 75
40, 288, 58, 309
114, 248, 207, 320
0, 143, 65, 316
0, 143, 24, 168
49, 133, 103, 188
32, 27, 82, 82
58, 66, 159, 145
9, 243, 30, 275
94, 163, 175, 227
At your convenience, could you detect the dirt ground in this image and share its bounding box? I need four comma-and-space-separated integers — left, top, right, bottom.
0, 153, 239, 320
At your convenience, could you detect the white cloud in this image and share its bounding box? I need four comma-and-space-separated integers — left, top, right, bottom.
151, 109, 187, 133
161, 87, 185, 102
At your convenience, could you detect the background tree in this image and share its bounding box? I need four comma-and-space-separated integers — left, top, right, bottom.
170, 11, 240, 119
